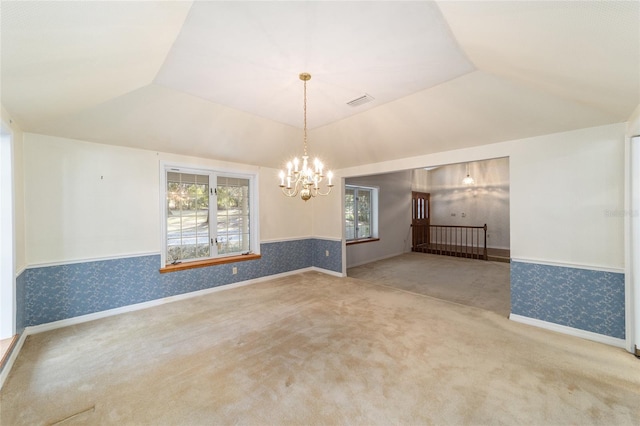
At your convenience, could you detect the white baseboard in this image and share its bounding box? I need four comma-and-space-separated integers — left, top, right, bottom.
346, 251, 405, 269
311, 266, 345, 278
0, 331, 27, 391
509, 314, 626, 349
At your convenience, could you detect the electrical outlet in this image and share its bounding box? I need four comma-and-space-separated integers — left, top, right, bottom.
461, 213, 466, 218
325, 250, 329, 257
232, 266, 237, 275
451, 213, 456, 216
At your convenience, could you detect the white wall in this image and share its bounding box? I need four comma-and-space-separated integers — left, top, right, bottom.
310, 170, 344, 241
345, 171, 412, 268
627, 104, 640, 137
260, 166, 312, 242
20, 123, 628, 272
419, 158, 510, 250
509, 125, 624, 268
626, 104, 640, 353
0, 104, 25, 338
0, 105, 25, 273
336, 123, 626, 270
23, 133, 310, 265
411, 168, 430, 192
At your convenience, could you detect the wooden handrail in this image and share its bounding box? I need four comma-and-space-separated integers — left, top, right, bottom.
424, 224, 486, 229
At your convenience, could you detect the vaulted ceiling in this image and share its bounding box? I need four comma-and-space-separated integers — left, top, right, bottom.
1, 1, 638, 169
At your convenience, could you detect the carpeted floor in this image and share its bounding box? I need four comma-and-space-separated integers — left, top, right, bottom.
1, 272, 638, 425
348, 252, 511, 317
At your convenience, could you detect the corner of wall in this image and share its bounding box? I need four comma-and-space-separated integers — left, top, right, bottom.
626, 104, 640, 137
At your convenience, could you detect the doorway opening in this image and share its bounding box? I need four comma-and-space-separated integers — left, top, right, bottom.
346, 157, 510, 317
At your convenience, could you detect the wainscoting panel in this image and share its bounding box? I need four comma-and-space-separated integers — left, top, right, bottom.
25, 255, 160, 327
311, 238, 342, 273
23, 239, 337, 327
510, 261, 625, 339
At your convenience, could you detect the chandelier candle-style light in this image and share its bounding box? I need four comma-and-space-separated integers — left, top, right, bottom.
279, 73, 333, 201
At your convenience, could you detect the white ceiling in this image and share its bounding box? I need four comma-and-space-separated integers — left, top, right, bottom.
1, 1, 638, 169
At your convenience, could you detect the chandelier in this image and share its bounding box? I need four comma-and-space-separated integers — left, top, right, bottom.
278, 73, 333, 201
462, 162, 475, 185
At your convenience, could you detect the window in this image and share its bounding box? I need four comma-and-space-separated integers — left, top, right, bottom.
345, 185, 378, 241
216, 176, 250, 255
162, 165, 257, 266
166, 171, 211, 262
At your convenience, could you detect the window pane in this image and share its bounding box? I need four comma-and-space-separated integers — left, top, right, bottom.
345, 188, 355, 240
166, 172, 210, 262
357, 189, 372, 239
345, 186, 377, 241
217, 176, 250, 255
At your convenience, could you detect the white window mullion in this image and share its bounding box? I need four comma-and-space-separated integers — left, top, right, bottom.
211, 172, 218, 257
354, 189, 361, 239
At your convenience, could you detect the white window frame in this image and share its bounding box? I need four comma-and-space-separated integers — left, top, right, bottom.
345, 185, 379, 242
160, 162, 259, 267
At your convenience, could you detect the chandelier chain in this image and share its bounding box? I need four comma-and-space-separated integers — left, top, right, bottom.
303, 78, 308, 157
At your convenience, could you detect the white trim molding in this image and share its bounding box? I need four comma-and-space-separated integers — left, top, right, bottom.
511, 257, 624, 274
260, 236, 314, 243
311, 266, 345, 278
260, 236, 342, 244
509, 313, 626, 349
27, 252, 161, 270
0, 332, 27, 391
15, 266, 26, 278
311, 236, 343, 242
24, 238, 344, 269
347, 251, 406, 269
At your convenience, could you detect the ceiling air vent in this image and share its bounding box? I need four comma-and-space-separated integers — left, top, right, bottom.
346, 94, 375, 107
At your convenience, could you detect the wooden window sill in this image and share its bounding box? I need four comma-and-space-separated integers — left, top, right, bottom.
160, 253, 261, 274
346, 238, 380, 246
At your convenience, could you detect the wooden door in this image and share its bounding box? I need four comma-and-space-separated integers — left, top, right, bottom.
412, 192, 430, 252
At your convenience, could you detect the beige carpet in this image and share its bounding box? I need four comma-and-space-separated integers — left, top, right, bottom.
349, 252, 511, 317
1, 272, 638, 425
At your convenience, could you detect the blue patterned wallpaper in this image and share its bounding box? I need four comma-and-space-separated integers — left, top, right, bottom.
22, 239, 342, 327
17, 244, 626, 340
311, 238, 342, 272
511, 261, 625, 339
